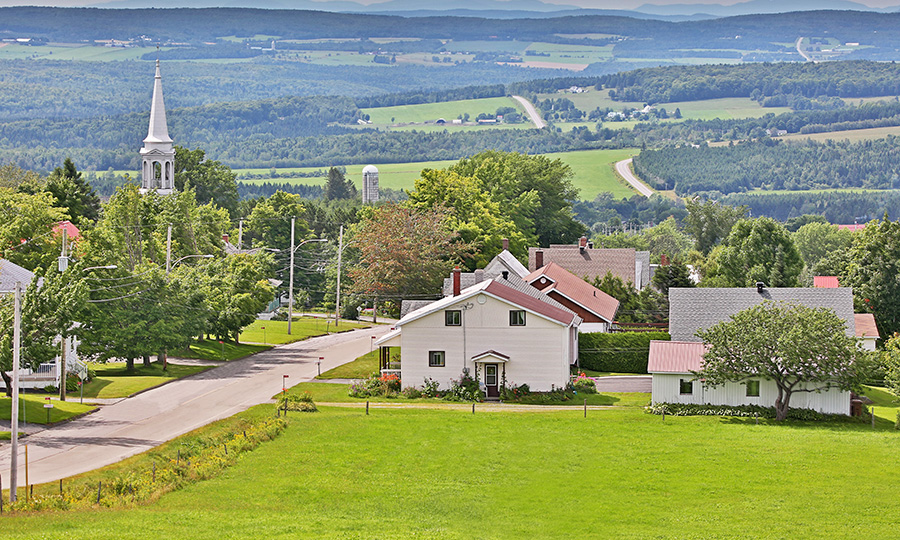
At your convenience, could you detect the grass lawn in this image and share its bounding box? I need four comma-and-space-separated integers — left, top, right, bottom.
0, 394, 96, 424
5, 404, 899, 538
316, 350, 380, 380
239, 318, 371, 345
171, 341, 271, 362
79, 362, 211, 399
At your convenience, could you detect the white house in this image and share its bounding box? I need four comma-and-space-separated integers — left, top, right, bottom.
375, 275, 581, 397
648, 285, 870, 415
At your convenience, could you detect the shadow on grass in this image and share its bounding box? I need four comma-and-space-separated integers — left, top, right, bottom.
716, 415, 896, 432
81, 378, 113, 399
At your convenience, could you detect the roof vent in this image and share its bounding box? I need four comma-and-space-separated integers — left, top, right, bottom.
502, 270, 509, 280
756, 281, 765, 294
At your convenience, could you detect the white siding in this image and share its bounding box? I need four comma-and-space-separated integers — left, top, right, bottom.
400, 295, 572, 392
651, 373, 850, 415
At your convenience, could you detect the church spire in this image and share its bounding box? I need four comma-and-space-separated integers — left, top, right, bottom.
144, 59, 172, 144
139, 59, 175, 195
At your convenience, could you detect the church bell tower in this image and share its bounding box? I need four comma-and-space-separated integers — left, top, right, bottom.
139, 59, 175, 195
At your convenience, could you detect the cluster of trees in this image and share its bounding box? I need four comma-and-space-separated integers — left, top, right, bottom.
633, 137, 900, 195
717, 190, 900, 223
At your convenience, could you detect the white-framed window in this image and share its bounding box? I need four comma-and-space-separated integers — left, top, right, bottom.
445, 310, 461, 326
746, 379, 760, 397
679, 379, 693, 395
428, 351, 445, 367
509, 310, 526, 326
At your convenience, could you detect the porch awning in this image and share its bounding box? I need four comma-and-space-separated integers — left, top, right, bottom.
471, 350, 510, 364
373, 329, 401, 348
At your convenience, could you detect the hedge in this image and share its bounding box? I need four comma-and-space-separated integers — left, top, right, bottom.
647, 402, 861, 422
578, 332, 670, 373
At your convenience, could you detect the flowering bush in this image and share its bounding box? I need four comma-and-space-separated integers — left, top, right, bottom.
422, 377, 440, 398
349, 372, 402, 398
500, 382, 530, 401
572, 372, 598, 394
444, 368, 483, 402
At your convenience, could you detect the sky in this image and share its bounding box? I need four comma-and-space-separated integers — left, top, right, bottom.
0, 0, 896, 8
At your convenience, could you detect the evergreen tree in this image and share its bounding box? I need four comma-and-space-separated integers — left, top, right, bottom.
323, 167, 357, 201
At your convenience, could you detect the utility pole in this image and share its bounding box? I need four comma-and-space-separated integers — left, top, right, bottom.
10, 282, 21, 502
335, 224, 343, 327
238, 219, 243, 251
58, 229, 68, 401
288, 217, 295, 335
165, 224, 172, 275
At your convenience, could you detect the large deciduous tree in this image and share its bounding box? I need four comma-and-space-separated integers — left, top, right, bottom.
0, 187, 68, 271
843, 217, 900, 338
792, 222, 852, 270
709, 217, 803, 287
684, 198, 747, 255
174, 146, 239, 218
697, 301, 870, 421
350, 204, 471, 301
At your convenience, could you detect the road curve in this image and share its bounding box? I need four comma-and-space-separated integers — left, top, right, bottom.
796, 37, 814, 63
614, 158, 654, 197
0, 325, 392, 489
511, 95, 546, 129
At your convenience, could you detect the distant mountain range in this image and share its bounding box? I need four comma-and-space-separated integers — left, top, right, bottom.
91, 0, 900, 19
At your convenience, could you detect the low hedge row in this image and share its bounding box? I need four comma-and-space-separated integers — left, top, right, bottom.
578, 332, 670, 373
647, 402, 863, 422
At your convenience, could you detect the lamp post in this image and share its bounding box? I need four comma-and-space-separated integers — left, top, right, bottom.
286, 223, 326, 335
167, 254, 213, 275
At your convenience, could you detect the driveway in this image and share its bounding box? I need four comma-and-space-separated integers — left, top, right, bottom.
0, 325, 391, 489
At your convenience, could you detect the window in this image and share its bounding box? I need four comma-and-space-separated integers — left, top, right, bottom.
746, 380, 760, 397
509, 310, 526, 326
445, 310, 461, 326
428, 351, 445, 367
679, 379, 693, 395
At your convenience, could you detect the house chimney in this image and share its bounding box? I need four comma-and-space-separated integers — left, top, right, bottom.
535, 249, 544, 269
452, 267, 461, 296
474, 269, 485, 283
587, 241, 594, 249
660, 254, 669, 266
502, 238, 509, 251
502, 270, 509, 280
579, 236, 588, 252
756, 281, 765, 294
223, 234, 230, 244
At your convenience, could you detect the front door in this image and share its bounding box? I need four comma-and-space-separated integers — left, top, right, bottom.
485, 364, 499, 398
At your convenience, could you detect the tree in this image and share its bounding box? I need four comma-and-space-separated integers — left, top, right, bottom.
652, 258, 694, 297
592, 271, 666, 324
711, 217, 803, 287
246, 190, 310, 250
642, 216, 693, 262
843, 217, 900, 338
82, 184, 164, 271
882, 333, 900, 397
0, 187, 68, 271
45, 158, 101, 226
683, 198, 747, 255
174, 146, 239, 218
697, 301, 870, 421
199, 253, 274, 344
0, 163, 41, 190
792, 222, 852, 270
350, 204, 472, 303
323, 167, 357, 201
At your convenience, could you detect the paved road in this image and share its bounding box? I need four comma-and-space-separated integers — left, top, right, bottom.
796, 36, 815, 63
511, 95, 546, 129
614, 158, 654, 197
0, 325, 390, 489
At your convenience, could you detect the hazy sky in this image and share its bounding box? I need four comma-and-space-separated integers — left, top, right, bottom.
0, 0, 896, 8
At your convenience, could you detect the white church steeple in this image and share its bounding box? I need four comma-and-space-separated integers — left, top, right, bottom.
139, 59, 175, 195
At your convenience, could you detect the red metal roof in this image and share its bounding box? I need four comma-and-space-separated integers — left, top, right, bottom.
647, 340, 707, 373
837, 224, 866, 231
854, 313, 880, 339
524, 262, 619, 322
53, 221, 82, 242
813, 276, 840, 288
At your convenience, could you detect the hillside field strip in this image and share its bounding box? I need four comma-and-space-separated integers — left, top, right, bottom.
776, 125, 900, 143
361, 96, 527, 126
234, 147, 639, 200
0, 43, 173, 61
5, 402, 898, 539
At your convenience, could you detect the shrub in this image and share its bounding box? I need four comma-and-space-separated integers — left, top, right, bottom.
422, 377, 440, 398
647, 402, 863, 422
571, 372, 597, 394
349, 372, 402, 398
578, 331, 670, 373
402, 386, 422, 399
444, 368, 483, 402
278, 391, 318, 413
378, 373, 401, 394
500, 382, 530, 401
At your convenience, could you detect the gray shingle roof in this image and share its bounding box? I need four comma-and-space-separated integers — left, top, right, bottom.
0, 259, 36, 294
669, 287, 856, 342
528, 246, 639, 287
441, 250, 528, 296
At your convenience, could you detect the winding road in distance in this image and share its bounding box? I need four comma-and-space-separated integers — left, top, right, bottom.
615, 158, 655, 197
512, 95, 546, 129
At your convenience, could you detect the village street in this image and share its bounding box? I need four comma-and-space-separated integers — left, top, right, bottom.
0, 325, 391, 490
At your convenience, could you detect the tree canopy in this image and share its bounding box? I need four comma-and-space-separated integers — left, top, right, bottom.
708, 217, 803, 287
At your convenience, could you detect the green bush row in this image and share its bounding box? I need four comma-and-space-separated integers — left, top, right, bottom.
647, 402, 862, 422
578, 332, 670, 373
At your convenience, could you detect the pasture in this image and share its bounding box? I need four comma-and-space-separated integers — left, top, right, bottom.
0, 43, 168, 62
4, 401, 898, 538
362, 96, 526, 125
776, 125, 900, 143
234, 147, 640, 199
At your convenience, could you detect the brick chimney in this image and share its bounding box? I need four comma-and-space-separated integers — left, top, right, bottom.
535, 249, 544, 269
660, 254, 670, 266
223, 234, 230, 244
452, 266, 461, 296
502, 238, 509, 251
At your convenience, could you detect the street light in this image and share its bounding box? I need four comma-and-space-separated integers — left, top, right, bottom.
84, 265, 118, 272
287, 221, 327, 335
167, 254, 213, 275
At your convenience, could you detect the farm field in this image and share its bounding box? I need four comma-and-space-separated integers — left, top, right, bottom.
0, 43, 169, 61
5, 403, 898, 538
362, 96, 526, 125
776, 125, 900, 143
234, 148, 640, 199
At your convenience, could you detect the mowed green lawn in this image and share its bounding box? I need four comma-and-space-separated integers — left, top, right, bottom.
236, 148, 639, 199
80, 362, 211, 399
5, 406, 898, 538
239, 318, 371, 345
0, 394, 95, 424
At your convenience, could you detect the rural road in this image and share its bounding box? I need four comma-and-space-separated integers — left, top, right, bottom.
614, 158, 655, 197
0, 325, 391, 489
512, 95, 546, 129
796, 37, 814, 63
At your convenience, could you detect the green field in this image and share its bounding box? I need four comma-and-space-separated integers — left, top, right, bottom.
0, 43, 170, 61
777, 125, 900, 143
362, 96, 526, 125
316, 350, 379, 379
5, 397, 899, 538
239, 317, 371, 345
236, 148, 639, 199
0, 393, 95, 424
81, 362, 210, 399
